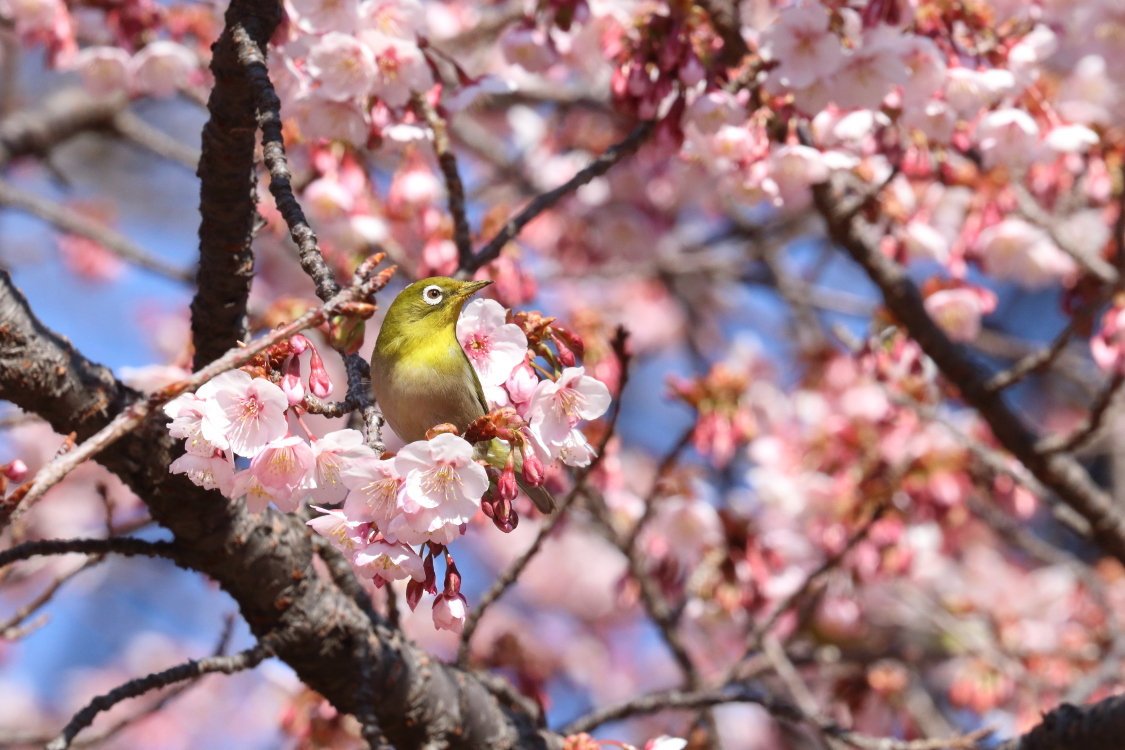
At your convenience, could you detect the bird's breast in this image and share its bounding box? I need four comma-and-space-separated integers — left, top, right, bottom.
371, 344, 486, 445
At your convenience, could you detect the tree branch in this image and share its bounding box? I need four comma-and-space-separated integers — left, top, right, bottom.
414, 93, 473, 268
0, 537, 177, 569
0, 88, 126, 167
112, 110, 201, 170
46, 639, 275, 750
189, 0, 282, 368
811, 178, 1125, 563
463, 120, 655, 274
0, 176, 193, 282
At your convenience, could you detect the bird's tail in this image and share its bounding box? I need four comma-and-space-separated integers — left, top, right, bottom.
474, 438, 557, 514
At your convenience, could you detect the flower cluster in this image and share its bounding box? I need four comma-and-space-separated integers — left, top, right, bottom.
165, 298, 610, 631
71, 41, 199, 98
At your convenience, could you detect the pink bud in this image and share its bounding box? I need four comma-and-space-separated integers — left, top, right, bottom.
308, 345, 332, 398
443, 552, 462, 594
280, 356, 305, 406
432, 592, 468, 633
3, 459, 27, 483
405, 579, 424, 612
521, 445, 545, 487
498, 459, 518, 503
288, 334, 310, 355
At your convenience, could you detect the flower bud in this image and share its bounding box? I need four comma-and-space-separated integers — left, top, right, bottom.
521, 445, 545, 487
328, 314, 367, 355
288, 334, 310, 355
280, 356, 305, 406
308, 346, 332, 398
426, 423, 460, 439
3, 460, 28, 484
405, 579, 425, 612
432, 592, 468, 633
498, 457, 518, 503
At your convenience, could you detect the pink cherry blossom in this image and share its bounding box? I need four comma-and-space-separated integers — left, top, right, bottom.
130, 41, 196, 99
944, 67, 1014, 119
976, 219, 1077, 290
554, 428, 597, 467
280, 357, 304, 406
307, 32, 377, 102
431, 591, 468, 633
169, 453, 235, 496
499, 25, 556, 73
164, 392, 226, 456
289, 0, 358, 34
359, 0, 425, 39
306, 506, 370, 557
684, 90, 746, 136
310, 429, 376, 504
303, 177, 355, 223
645, 737, 688, 750
353, 540, 425, 583
360, 33, 432, 108
528, 367, 612, 448
231, 469, 301, 514
342, 456, 403, 530
923, 288, 996, 343
975, 109, 1040, 168
198, 370, 289, 458
456, 298, 528, 387
505, 361, 538, 406
828, 29, 908, 110
899, 36, 947, 107
900, 99, 957, 143
71, 46, 130, 96
394, 433, 487, 516
248, 436, 316, 510
768, 144, 831, 207
760, 3, 844, 90
295, 92, 370, 144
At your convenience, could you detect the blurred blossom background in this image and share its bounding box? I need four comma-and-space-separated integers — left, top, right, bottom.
1, 0, 1125, 749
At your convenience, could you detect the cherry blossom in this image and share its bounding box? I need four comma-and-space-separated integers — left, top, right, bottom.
499, 25, 556, 74
164, 392, 225, 456
431, 591, 468, 633
361, 33, 432, 108
975, 109, 1040, 168
342, 455, 403, 530
306, 32, 377, 102
394, 433, 487, 520
311, 429, 377, 504
528, 367, 611, 449
169, 453, 235, 496
288, 0, 358, 34
0, 0, 57, 33
198, 370, 289, 458
247, 436, 316, 505
923, 287, 996, 343
295, 92, 370, 144
231, 468, 302, 514
456, 298, 528, 388
130, 41, 197, 99
760, 4, 843, 90
353, 540, 425, 583
71, 46, 130, 96
306, 506, 370, 557
976, 219, 1077, 290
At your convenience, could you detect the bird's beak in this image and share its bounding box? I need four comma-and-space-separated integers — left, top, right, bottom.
457, 279, 494, 298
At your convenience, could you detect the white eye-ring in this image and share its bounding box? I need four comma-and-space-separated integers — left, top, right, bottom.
422, 285, 444, 306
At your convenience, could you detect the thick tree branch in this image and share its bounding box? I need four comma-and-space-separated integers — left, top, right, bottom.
0, 88, 126, 167
189, 0, 282, 368
812, 178, 1125, 563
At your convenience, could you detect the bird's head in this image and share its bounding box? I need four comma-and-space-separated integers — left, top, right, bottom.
378, 277, 494, 346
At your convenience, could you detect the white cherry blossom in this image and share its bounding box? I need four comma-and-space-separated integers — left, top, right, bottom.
169, 453, 235, 496
311, 429, 377, 504
307, 32, 377, 102
353, 540, 425, 583
528, 367, 611, 449
977, 218, 1077, 290
361, 33, 433, 108
289, 0, 358, 34
342, 456, 404, 531
760, 3, 844, 90
131, 41, 197, 99
72, 46, 130, 96
307, 506, 370, 557
456, 298, 528, 387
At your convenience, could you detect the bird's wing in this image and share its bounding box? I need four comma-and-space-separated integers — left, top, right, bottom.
455, 344, 491, 416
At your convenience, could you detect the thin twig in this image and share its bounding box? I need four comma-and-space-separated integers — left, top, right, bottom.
413, 93, 473, 269
1036, 373, 1125, 454
1, 261, 394, 528
0, 177, 193, 282
0, 555, 98, 638
464, 120, 655, 274
0, 537, 177, 569
112, 111, 200, 170
45, 638, 275, 750
984, 301, 1100, 393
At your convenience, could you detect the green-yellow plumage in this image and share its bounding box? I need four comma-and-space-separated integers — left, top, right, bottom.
371, 277, 556, 514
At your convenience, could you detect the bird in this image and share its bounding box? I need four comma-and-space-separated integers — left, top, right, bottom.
370, 276, 556, 514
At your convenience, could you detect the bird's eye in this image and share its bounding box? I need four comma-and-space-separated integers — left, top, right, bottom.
423, 285, 443, 306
